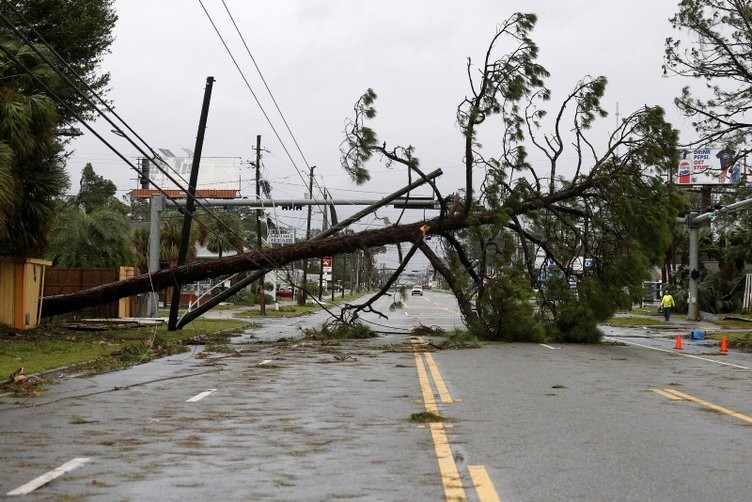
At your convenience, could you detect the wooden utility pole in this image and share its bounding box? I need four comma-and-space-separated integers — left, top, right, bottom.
256, 134, 265, 315
168, 76, 214, 330
299, 165, 315, 305
318, 191, 327, 300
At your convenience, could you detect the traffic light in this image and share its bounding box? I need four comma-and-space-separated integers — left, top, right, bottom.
392, 197, 438, 209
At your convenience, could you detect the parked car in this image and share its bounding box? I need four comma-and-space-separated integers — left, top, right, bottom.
411, 286, 424, 296
276, 288, 293, 298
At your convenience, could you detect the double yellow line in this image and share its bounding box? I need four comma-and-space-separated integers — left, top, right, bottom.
412, 338, 501, 502
652, 388, 752, 424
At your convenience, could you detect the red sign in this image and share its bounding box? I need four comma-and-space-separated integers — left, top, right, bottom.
322, 257, 332, 270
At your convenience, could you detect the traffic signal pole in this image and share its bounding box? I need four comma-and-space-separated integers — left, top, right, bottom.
686, 212, 700, 321
683, 196, 752, 321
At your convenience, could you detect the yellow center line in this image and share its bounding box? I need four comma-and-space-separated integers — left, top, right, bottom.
661, 388, 752, 424
468, 465, 502, 502
413, 350, 439, 415
423, 352, 454, 403
430, 422, 467, 502
413, 340, 501, 501
650, 388, 683, 400
413, 340, 465, 500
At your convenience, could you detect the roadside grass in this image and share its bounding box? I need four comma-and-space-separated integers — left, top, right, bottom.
0, 318, 250, 379
231, 293, 366, 319
234, 304, 318, 318
704, 331, 752, 351
713, 316, 752, 329
606, 316, 672, 327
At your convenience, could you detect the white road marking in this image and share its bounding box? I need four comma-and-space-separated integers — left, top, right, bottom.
540, 344, 559, 350
186, 388, 217, 402
7, 457, 91, 496
605, 337, 750, 370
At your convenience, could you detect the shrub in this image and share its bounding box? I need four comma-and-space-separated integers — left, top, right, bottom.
475, 267, 545, 342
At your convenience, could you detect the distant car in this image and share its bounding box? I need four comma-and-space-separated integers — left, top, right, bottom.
276, 288, 293, 298
411, 286, 423, 296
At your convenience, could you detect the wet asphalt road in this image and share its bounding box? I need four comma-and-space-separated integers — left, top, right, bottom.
1, 292, 751, 501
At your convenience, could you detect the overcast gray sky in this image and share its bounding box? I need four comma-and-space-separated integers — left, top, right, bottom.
67, 1, 691, 269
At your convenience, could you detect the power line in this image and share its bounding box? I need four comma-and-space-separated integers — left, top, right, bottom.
196, 0, 326, 206
0, 7, 277, 272
198, 0, 324, 207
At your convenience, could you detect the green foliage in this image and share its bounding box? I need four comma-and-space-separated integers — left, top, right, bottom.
0, 32, 69, 256
4, 0, 118, 126
410, 324, 445, 337
410, 411, 444, 423
45, 204, 135, 267
201, 209, 244, 258
435, 328, 481, 349
475, 267, 545, 342
304, 321, 376, 340
340, 88, 377, 185
75, 162, 119, 213
159, 210, 206, 266
665, 0, 752, 148
545, 297, 603, 344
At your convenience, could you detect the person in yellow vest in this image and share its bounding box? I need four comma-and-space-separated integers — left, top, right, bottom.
660, 290, 675, 321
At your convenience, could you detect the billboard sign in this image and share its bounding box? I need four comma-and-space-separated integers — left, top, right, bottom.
322, 256, 332, 273
148, 156, 242, 192
268, 228, 296, 246
677, 147, 744, 185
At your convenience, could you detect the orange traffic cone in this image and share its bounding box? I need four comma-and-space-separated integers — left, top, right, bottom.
675, 334, 683, 350
720, 336, 728, 353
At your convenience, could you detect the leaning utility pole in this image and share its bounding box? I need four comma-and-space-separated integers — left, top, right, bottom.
299, 165, 315, 305
168, 76, 214, 330
255, 134, 265, 315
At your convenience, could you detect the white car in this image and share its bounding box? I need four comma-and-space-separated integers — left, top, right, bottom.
411, 286, 424, 296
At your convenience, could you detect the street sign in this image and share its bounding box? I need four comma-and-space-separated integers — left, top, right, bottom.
323, 256, 332, 272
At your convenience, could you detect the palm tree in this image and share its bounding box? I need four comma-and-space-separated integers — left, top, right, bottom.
0, 32, 69, 256
132, 227, 149, 273
203, 210, 244, 258
160, 211, 207, 266
45, 205, 135, 267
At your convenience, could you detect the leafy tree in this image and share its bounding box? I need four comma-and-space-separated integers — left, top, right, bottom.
45, 203, 134, 267
664, 0, 752, 151
340, 13, 685, 340
75, 162, 125, 213
2, 0, 117, 127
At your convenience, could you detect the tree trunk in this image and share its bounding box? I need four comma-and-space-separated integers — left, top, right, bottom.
42, 213, 495, 318
418, 241, 480, 329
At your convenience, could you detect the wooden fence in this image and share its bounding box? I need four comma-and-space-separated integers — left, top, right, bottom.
44, 267, 136, 318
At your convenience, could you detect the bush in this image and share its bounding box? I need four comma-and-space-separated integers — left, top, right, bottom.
474, 267, 545, 342
546, 300, 603, 343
